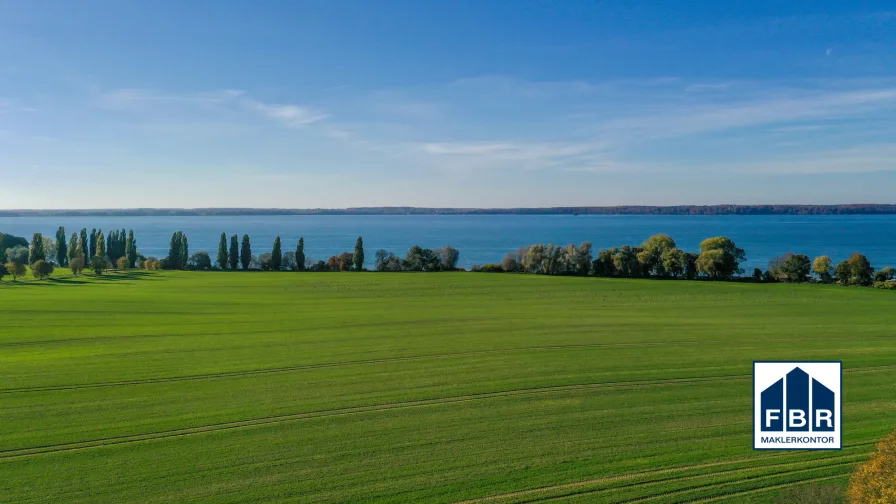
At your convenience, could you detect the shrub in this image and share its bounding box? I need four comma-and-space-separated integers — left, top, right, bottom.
5, 261, 25, 281
30, 260, 54, 280
874, 266, 896, 282
0, 262, 6, 281
90, 255, 108, 275
847, 429, 896, 503
873, 281, 896, 290
477, 263, 504, 273
777, 483, 844, 504
69, 257, 85, 276
116, 257, 129, 271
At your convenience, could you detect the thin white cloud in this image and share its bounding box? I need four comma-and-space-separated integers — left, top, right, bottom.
95, 88, 326, 128
241, 100, 328, 127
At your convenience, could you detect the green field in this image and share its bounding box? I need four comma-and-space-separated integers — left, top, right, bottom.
1, 271, 894, 503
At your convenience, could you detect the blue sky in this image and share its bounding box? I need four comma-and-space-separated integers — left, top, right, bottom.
2, 1, 896, 208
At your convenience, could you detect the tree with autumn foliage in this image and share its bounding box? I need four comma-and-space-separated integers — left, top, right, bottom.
847, 429, 896, 503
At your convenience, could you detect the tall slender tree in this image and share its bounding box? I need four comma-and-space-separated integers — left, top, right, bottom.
217, 233, 229, 269
240, 234, 252, 270
89, 229, 98, 259
229, 235, 239, 270
271, 236, 282, 271
353, 236, 364, 271
54, 227, 68, 266
29, 233, 46, 264
125, 230, 137, 268
168, 231, 188, 269
296, 237, 305, 271
95, 231, 106, 258
68, 232, 79, 264
80, 228, 89, 259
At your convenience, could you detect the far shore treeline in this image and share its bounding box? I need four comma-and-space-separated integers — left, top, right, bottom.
1, 228, 895, 290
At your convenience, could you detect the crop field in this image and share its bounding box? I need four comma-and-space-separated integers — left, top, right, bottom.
1, 271, 894, 503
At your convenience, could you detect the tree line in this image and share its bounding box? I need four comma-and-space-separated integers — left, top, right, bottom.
1, 227, 137, 281
141, 232, 459, 273
1, 228, 894, 290
473, 234, 895, 290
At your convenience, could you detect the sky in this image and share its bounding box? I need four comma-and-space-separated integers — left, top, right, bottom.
2, 1, 896, 209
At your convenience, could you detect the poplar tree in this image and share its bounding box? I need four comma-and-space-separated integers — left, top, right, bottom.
240, 234, 251, 270
229, 235, 239, 270
353, 236, 364, 271
126, 230, 137, 268
55, 227, 68, 266
296, 237, 306, 271
96, 231, 105, 258
29, 233, 46, 264
271, 236, 282, 271
89, 229, 98, 259
68, 232, 79, 263
80, 229, 89, 259
217, 233, 229, 269
168, 231, 188, 269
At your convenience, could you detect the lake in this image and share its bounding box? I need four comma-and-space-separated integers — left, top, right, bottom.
2, 214, 896, 271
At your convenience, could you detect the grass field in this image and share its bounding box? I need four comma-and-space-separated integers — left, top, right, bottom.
1, 271, 894, 503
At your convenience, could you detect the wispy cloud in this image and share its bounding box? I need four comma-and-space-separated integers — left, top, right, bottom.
241, 100, 327, 127
95, 88, 327, 128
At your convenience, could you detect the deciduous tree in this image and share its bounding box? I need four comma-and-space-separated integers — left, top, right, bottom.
126, 230, 137, 268
217, 233, 229, 269
90, 255, 107, 275
229, 235, 239, 270
240, 234, 251, 270
295, 237, 305, 271
353, 236, 364, 271
55, 227, 68, 266
781, 254, 811, 283
70, 257, 84, 276
5, 261, 25, 281
847, 429, 896, 503
272, 237, 282, 271
29, 233, 46, 264
68, 232, 80, 264
697, 236, 745, 279
812, 256, 833, 283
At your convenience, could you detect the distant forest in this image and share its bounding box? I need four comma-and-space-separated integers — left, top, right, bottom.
4, 204, 896, 217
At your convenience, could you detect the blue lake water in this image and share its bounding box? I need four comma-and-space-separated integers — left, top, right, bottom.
2, 214, 896, 271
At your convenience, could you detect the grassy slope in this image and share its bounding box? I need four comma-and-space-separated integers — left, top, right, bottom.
0, 272, 894, 503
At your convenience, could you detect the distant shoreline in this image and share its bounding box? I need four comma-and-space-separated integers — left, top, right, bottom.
3, 205, 896, 217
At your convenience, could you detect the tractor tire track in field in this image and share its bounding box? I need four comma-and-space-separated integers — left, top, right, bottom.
3, 344, 894, 395
524, 460, 857, 503
686, 474, 845, 503
0, 376, 754, 459
455, 450, 870, 503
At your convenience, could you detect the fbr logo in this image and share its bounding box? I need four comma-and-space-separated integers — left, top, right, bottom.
753, 361, 841, 450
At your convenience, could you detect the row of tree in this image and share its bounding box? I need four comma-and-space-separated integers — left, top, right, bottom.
141, 232, 461, 274
2, 227, 893, 289
474, 234, 893, 288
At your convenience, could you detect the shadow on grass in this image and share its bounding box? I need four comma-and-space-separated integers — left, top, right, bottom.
0, 270, 161, 287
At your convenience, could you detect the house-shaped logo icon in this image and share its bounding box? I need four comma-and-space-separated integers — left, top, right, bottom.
753, 361, 841, 450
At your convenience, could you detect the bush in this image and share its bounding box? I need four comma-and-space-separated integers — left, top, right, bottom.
777, 483, 844, 504
30, 260, 54, 280
5, 261, 25, 281
116, 257, 129, 271
90, 255, 108, 275
188, 251, 212, 271
847, 429, 896, 503
873, 281, 896, 290
476, 263, 504, 273
69, 257, 85, 276
0, 262, 7, 281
